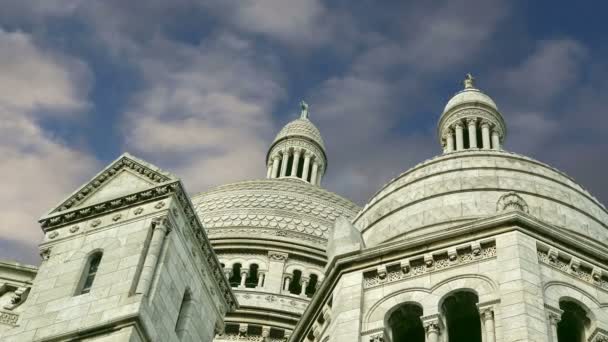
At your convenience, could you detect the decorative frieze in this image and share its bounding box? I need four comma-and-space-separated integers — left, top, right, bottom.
363, 241, 496, 289
537, 247, 608, 291
0, 311, 18, 326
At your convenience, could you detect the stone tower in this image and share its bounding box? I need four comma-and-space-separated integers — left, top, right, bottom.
0, 153, 237, 341
290, 76, 608, 342
191, 103, 359, 340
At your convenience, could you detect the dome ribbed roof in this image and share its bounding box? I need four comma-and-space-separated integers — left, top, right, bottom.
273, 118, 326, 150
443, 87, 498, 114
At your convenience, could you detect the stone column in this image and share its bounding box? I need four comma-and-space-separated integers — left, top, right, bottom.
239, 269, 248, 288
547, 311, 562, 342
455, 122, 464, 151
290, 150, 301, 177
257, 272, 265, 288
283, 274, 292, 291
280, 151, 289, 177
467, 118, 478, 148
271, 156, 280, 178
300, 277, 309, 296
445, 129, 455, 153
302, 153, 312, 181
491, 131, 501, 150
424, 322, 440, 342
480, 307, 496, 342
481, 121, 491, 149
266, 163, 272, 178
224, 268, 232, 280
316, 166, 323, 186
262, 326, 271, 340
310, 162, 319, 185
135, 217, 171, 296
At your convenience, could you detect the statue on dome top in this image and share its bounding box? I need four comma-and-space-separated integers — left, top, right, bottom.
464, 73, 475, 89
300, 100, 309, 119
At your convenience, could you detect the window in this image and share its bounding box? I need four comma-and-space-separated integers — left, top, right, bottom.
245, 264, 259, 288
297, 155, 305, 178
229, 263, 242, 287
557, 301, 589, 342
79, 252, 102, 295
175, 289, 193, 339
388, 303, 424, 342
289, 270, 303, 294
442, 291, 481, 342
305, 274, 319, 298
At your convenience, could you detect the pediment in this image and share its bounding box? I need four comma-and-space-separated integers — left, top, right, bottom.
45, 153, 177, 216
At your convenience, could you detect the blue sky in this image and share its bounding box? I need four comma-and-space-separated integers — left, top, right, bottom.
1, 1, 607, 264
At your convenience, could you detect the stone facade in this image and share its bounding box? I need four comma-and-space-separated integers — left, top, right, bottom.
1, 76, 608, 341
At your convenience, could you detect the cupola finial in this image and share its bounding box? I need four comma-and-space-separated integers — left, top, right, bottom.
464, 73, 475, 89
300, 100, 309, 119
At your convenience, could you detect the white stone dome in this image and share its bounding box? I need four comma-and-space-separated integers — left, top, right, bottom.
443, 87, 498, 114
192, 178, 359, 250
354, 150, 608, 247
273, 118, 326, 151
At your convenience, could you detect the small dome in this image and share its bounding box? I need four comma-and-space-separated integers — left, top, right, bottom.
443, 87, 498, 114
273, 118, 326, 151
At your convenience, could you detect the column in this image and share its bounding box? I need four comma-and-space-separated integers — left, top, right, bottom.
224, 268, 232, 280
257, 272, 265, 288
316, 167, 323, 186
271, 156, 280, 178
481, 308, 496, 342
280, 151, 289, 177
135, 217, 171, 295
291, 150, 301, 177
445, 129, 455, 153
455, 122, 464, 151
467, 118, 478, 148
300, 277, 309, 296
239, 269, 248, 288
310, 162, 319, 185
481, 121, 491, 149
302, 153, 312, 181
424, 322, 440, 342
547, 311, 561, 342
491, 131, 501, 150
283, 274, 292, 291
266, 163, 272, 178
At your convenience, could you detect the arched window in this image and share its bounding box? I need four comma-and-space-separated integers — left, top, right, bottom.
245, 264, 259, 288
286, 153, 294, 175
229, 263, 242, 287
289, 270, 302, 294
442, 291, 481, 342
78, 252, 103, 295
557, 301, 589, 342
305, 274, 319, 298
388, 303, 424, 342
297, 155, 305, 178
175, 289, 194, 339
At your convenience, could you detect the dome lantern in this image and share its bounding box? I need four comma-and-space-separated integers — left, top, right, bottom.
438, 74, 507, 153
266, 101, 327, 186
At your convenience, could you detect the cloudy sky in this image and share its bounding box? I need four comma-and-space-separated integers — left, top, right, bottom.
1, 1, 607, 264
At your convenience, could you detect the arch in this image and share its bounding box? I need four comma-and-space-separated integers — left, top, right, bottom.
558, 300, 590, 342
544, 282, 608, 330
289, 270, 303, 295
432, 274, 498, 311
66, 237, 121, 262
76, 250, 103, 295
228, 263, 243, 287
363, 289, 432, 332
386, 302, 425, 342
441, 291, 482, 342
245, 264, 259, 288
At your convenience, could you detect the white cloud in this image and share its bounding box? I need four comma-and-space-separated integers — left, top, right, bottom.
0, 29, 97, 262
123, 34, 285, 191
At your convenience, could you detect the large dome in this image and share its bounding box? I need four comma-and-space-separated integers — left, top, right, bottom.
354, 150, 608, 247
192, 178, 359, 251
272, 118, 326, 151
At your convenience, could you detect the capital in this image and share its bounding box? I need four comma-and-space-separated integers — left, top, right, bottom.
466, 117, 478, 126
424, 321, 440, 334
480, 307, 494, 321
480, 120, 492, 128
453, 121, 464, 129
153, 216, 172, 234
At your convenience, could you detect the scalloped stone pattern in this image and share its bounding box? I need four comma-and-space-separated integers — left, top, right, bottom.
273, 118, 325, 150
192, 179, 360, 244
355, 150, 608, 247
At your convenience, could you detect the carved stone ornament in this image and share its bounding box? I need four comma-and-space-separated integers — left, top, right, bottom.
134, 207, 144, 215
154, 201, 166, 209
112, 213, 122, 222
268, 251, 288, 261
69, 225, 80, 233
39, 247, 51, 261
496, 192, 529, 213
91, 219, 101, 227
424, 321, 440, 333
369, 333, 384, 342
48, 231, 59, 239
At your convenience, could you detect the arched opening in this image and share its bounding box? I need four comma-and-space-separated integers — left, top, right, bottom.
245, 264, 259, 288
305, 274, 318, 298
289, 270, 303, 294
78, 251, 103, 295
229, 263, 242, 287
463, 126, 471, 149
175, 288, 194, 339
286, 153, 294, 175
387, 303, 424, 342
557, 301, 589, 342
306, 159, 314, 182
442, 291, 481, 342
276, 156, 283, 177
297, 155, 305, 178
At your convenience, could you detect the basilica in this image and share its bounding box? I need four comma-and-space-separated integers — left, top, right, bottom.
1, 76, 607, 342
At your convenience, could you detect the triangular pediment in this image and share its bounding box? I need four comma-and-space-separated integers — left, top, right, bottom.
45, 153, 178, 216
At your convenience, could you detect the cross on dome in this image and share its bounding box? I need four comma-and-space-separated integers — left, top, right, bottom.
300, 100, 309, 119
464, 73, 475, 89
